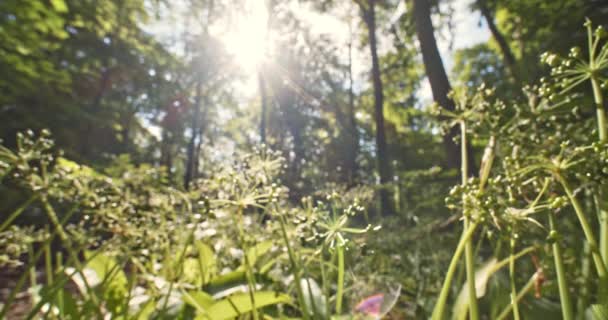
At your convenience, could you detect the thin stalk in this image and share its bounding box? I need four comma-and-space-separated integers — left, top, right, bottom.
0, 203, 78, 319
496, 274, 536, 320
236, 206, 259, 320
40, 197, 102, 314
320, 246, 331, 317
28, 242, 37, 291
159, 229, 195, 318
122, 265, 137, 319
304, 277, 320, 319
431, 222, 479, 320
335, 245, 345, 314
556, 173, 608, 277
44, 232, 53, 287
591, 75, 607, 141
0, 194, 39, 233
509, 237, 521, 320
577, 243, 591, 320
549, 213, 574, 320
461, 120, 479, 320
24, 244, 110, 320
55, 252, 64, 318
590, 76, 608, 268
278, 213, 310, 319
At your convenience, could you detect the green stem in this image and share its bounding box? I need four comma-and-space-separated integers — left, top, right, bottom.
24, 245, 109, 320
320, 246, 331, 317
461, 120, 479, 320
304, 277, 320, 319
496, 274, 535, 320
0, 194, 39, 233
509, 237, 521, 320
556, 173, 608, 277
56, 252, 64, 317
577, 242, 591, 320
591, 75, 607, 142
591, 76, 608, 271
27, 242, 37, 292
336, 245, 345, 314
44, 233, 53, 287
236, 206, 259, 320
39, 198, 104, 316
431, 222, 479, 320
278, 213, 310, 319
549, 213, 574, 320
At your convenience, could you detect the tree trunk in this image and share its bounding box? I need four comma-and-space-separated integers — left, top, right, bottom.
346, 15, 359, 185
81, 66, 110, 159
259, 71, 268, 145
194, 95, 209, 179
413, 0, 475, 174
478, 1, 516, 75
184, 80, 202, 190
362, 0, 394, 216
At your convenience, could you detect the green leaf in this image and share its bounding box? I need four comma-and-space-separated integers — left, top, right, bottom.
183, 290, 214, 313
203, 270, 248, 297
50, 0, 69, 13
206, 291, 291, 320
245, 241, 274, 267
452, 258, 498, 320
134, 300, 156, 320
196, 241, 217, 284
590, 304, 608, 320
83, 252, 128, 314
301, 278, 328, 319
54, 289, 79, 319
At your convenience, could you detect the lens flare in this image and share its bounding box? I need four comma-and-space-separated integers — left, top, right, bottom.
354, 285, 401, 319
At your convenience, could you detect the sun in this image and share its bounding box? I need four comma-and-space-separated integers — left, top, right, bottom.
221, 0, 270, 73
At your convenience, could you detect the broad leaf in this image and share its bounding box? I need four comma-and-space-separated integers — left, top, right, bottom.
206, 291, 291, 320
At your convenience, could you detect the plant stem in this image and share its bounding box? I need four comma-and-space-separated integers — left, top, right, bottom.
44, 232, 53, 287
556, 173, 608, 277
431, 221, 479, 320
509, 237, 521, 320
591, 75, 607, 142
236, 206, 259, 320
40, 198, 103, 316
319, 246, 331, 317
277, 212, 310, 320
56, 252, 64, 317
577, 243, 591, 320
590, 76, 608, 269
336, 245, 345, 315
159, 229, 195, 318
461, 120, 479, 320
0, 194, 39, 233
549, 212, 574, 320
496, 274, 535, 320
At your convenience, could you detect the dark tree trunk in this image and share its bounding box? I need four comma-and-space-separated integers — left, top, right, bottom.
259, 71, 268, 145
478, 1, 516, 75
194, 95, 209, 178
184, 80, 202, 190
161, 131, 174, 183
361, 0, 394, 216
413, 0, 475, 174
81, 67, 111, 159
346, 16, 360, 185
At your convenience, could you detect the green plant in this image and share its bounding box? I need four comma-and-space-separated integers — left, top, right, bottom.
429, 20, 608, 320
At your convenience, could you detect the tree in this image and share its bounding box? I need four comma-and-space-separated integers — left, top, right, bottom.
356, 0, 394, 216
474, 0, 516, 77
412, 0, 475, 174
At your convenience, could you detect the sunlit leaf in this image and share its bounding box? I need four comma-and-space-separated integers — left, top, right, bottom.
50, 0, 69, 13
206, 291, 291, 320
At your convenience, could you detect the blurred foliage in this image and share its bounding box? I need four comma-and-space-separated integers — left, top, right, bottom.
1, 0, 608, 319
